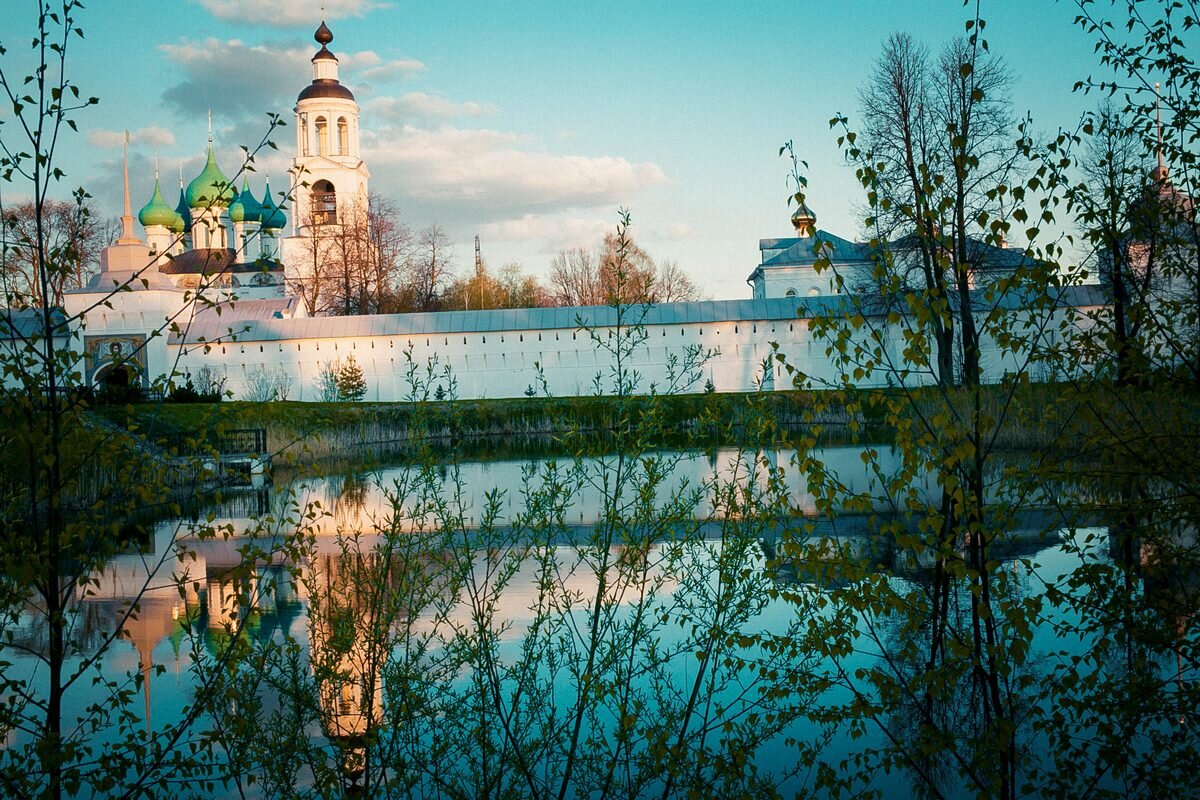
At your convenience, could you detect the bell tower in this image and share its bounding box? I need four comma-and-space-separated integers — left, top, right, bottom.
289, 20, 370, 233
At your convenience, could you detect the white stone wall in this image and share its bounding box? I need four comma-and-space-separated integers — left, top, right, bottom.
168, 299, 1100, 402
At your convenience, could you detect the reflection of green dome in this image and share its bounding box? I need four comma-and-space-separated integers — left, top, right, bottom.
259, 180, 287, 230
228, 178, 262, 224
138, 179, 177, 228
185, 144, 235, 208
175, 187, 193, 233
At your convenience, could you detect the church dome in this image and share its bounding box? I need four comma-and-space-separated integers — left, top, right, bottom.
315, 20, 333, 46
138, 179, 178, 228
297, 81, 355, 102
175, 186, 193, 233
790, 202, 817, 236
259, 181, 287, 230
185, 145, 235, 209
228, 178, 262, 224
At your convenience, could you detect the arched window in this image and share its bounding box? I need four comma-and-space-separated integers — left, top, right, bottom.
312, 179, 336, 225
808, 287, 820, 297
337, 117, 349, 155
315, 116, 329, 155
785, 288, 797, 297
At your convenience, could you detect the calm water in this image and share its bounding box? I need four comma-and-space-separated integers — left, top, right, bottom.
5, 446, 1188, 798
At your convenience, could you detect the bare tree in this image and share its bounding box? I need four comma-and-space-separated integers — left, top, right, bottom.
549, 247, 605, 306
855, 32, 1016, 384
289, 192, 413, 315
288, 204, 339, 315
0, 196, 104, 308
549, 233, 701, 306
651, 258, 703, 302
366, 194, 414, 313
408, 224, 453, 311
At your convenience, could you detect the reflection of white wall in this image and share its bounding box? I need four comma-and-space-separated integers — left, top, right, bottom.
236, 446, 931, 538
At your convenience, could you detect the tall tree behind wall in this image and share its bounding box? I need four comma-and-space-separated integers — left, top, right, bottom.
289, 191, 415, 315
549, 231, 703, 306
0, 197, 104, 308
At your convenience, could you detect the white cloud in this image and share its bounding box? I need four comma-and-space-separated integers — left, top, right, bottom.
195, 0, 387, 27
479, 214, 614, 252
159, 38, 425, 120
88, 126, 177, 149
367, 93, 497, 123
159, 38, 310, 118
658, 222, 696, 241
356, 59, 427, 83
364, 124, 668, 216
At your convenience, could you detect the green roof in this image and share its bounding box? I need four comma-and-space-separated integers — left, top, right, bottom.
138, 179, 179, 228
185, 144, 235, 209
258, 180, 287, 230
228, 178, 263, 224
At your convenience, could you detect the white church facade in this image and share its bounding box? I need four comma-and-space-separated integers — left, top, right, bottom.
41, 21, 1103, 402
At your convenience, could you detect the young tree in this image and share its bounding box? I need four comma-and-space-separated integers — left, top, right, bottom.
0, 5, 293, 798
778, 17, 1066, 800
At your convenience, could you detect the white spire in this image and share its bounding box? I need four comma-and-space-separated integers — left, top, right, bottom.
117, 129, 139, 244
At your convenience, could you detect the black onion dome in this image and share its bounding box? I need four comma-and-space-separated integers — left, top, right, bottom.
312, 20, 338, 61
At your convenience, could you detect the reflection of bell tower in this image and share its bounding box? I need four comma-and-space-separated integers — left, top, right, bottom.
307, 554, 385, 796
290, 19, 370, 234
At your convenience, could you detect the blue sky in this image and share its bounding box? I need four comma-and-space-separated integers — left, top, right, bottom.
12, 1, 1107, 299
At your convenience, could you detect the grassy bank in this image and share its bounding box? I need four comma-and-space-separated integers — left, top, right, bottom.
100, 390, 866, 465
93, 380, 1193, 466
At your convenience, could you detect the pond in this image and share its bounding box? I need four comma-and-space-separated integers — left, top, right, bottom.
3, 445, 1195, 798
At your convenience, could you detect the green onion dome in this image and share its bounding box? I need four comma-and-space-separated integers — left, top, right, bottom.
138, 179, 178, 228
185, 144, 235, 209
175, 187, 193, 233
258, 180, 287, 230
228, 178, 263, 224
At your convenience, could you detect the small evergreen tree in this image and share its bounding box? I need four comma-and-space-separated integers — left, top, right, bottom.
337, 355, 367, 401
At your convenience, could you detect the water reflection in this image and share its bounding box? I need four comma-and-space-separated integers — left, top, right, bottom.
8, 444, 1195, 797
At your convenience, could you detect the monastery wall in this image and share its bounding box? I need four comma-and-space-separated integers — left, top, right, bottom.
168, 290, 1104, 402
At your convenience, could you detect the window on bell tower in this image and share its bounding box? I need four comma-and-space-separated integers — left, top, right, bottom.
315, 116, 329, 155
337, 117, 349, 155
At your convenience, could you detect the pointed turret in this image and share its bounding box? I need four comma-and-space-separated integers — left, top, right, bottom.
116, 131, 141, 245
258, 179, 287, 230
174, 167, 193, 237
228, 177, 263, 224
